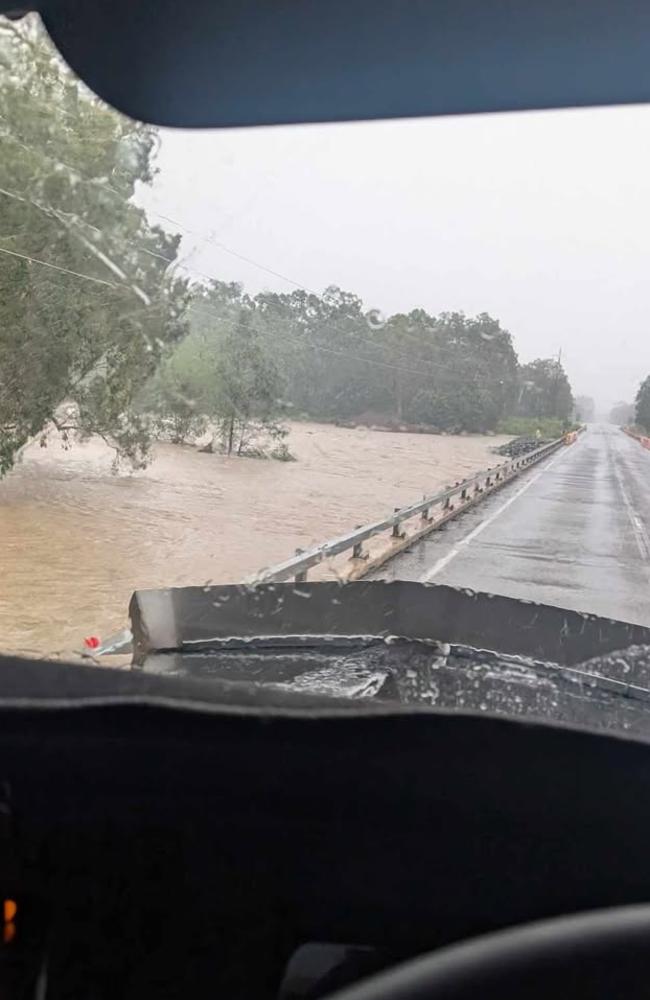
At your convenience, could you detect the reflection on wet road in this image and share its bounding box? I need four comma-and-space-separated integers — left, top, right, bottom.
371, 425, 650, 627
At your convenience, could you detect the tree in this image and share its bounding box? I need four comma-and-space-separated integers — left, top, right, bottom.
214, 311, 285, 456
0, 16, 187, 474
635, 377, 650, 432
145, 281, 287, 457
141, 336, 211, 444
609, 401, 634, 426
251, 293, 521, 432
142, 281, 247, 443
574, 395, 595, 423
255, 285, 385, 421
516, 359, 574, 423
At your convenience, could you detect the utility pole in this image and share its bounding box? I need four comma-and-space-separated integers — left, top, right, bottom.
552, 347, 563, 419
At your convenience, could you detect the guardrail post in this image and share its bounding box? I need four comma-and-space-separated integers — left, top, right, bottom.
392, 508, 406, 539
248, 432, 568, 586
294, 548, 308, 583
350, 527, 368, 561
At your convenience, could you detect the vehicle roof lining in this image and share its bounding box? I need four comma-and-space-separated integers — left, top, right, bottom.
4, 0, 650, 128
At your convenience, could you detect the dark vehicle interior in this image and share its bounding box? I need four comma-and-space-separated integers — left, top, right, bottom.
4, 1, 650, 997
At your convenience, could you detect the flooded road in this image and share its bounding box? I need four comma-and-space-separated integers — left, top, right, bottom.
372, 425, 650, 627
0, 423, 508, 657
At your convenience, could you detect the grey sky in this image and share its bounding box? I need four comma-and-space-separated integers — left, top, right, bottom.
136, 105, 650, 412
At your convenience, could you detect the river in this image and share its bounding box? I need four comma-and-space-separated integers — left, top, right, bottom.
0, 423, 509, 659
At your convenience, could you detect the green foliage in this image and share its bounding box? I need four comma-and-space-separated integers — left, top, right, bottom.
515, 358, 574, 423
145, 282, 288, 457
155, 281, 575, 442
574, 395, 595, 423
0, 16, 187, 474
0, 16, 578, 461
140, 322, 217, 443
214, 310, 284, 456
496, 417, 576, 438
635, 376, 650, 433
610, 400, 635, 426
248, 295, 520, 433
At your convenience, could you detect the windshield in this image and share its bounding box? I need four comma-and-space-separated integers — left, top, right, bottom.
1, 16, 649, 718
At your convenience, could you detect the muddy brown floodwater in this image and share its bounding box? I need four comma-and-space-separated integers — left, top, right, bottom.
0, 422, 510, 658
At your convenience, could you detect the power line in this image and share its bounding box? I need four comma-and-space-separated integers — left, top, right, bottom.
0, 128, 457, 360
153, 211, 309, 292
0, 244, 118, 288
136, 209, 515, 366
0, 131, 515, 386
0, 128, 511, 375
0, 204, 488, 387
0, 172, 450, 378
189, 299, 466, 383
0, 239, 477, 388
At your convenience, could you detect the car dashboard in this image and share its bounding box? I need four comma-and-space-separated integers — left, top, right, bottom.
3, 649, 650, 999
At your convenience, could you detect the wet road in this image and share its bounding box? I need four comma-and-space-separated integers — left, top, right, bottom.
370, 425, 650, 627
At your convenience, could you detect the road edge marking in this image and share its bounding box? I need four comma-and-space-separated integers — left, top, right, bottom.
420, 446, 570, 583
611, 455, 650, 561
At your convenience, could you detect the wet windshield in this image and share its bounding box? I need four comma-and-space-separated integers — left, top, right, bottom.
1, 15, 649, 718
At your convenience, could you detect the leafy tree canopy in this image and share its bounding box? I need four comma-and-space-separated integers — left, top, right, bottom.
574, 395, 595, 423
610, 400, 635, 426
516, 358, 574, 424
635, 376, 650, 432
0, 17, 580, 466
0, 16, 187, 474
143, 281, 287, 457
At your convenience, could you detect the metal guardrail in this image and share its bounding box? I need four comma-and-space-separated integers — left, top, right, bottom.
624, 426, 650, 451
252, 435, 570, 584
93, 428, 584, 659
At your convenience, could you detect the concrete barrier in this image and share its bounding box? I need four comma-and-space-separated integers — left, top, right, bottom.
623, 427, 650, 450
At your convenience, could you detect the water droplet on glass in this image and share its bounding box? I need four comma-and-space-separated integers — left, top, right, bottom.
366, 308, 386, 331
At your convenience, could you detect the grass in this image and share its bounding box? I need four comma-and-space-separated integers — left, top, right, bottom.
495, 417, 579, 438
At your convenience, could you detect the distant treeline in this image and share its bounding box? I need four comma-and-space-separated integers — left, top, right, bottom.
609, 379, 650, 433
143, 281, 576, 451
638, 379, 650, 431
0, 18, 578, 474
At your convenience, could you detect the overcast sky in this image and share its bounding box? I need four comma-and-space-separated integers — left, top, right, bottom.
136, 105, 650, 413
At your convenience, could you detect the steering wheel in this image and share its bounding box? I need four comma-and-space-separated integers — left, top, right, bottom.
327, 905, 650, 999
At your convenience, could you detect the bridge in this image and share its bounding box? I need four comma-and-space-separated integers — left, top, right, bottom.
97, 424, 650, 666
368, 424, 650, 627
124, 424, 650, 722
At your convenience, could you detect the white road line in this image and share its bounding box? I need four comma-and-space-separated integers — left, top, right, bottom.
612, 457, 650, 560
420, 446, 570, 583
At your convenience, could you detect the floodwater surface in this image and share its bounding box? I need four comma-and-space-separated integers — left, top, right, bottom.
0, 423, 508, 657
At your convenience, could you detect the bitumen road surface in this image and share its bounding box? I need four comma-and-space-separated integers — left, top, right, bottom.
370, 424, 650, 627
